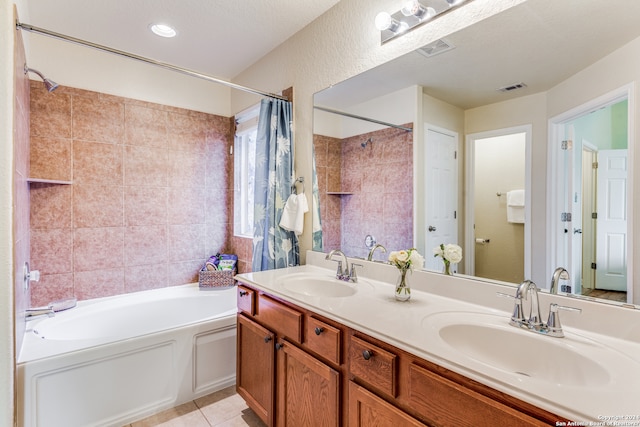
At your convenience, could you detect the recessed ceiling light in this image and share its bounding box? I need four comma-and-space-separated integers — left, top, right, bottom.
150, 23, 177, 38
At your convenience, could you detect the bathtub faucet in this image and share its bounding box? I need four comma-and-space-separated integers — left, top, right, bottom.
25, 306, 55, 320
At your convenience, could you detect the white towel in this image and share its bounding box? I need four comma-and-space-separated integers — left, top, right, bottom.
506, 189, 525, 223
279, 193, 309, 236
506, 189, 525, 207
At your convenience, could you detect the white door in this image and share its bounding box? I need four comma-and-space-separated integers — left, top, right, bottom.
424, 127, 458, 272
580, 144, 597, 291
595, 149, 628, 291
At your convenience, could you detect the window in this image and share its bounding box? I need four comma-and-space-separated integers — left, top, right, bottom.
234, 106, 259, 238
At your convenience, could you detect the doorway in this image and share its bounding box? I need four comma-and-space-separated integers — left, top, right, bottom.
466, 126, 532, 283
548, 86, 632, 303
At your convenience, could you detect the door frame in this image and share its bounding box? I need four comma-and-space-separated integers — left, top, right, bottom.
547, 83, 634, 302
465, 125, 532, 278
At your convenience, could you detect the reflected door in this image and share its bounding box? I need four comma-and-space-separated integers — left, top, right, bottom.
595, 149, 628, 291
424, 126, 458, 272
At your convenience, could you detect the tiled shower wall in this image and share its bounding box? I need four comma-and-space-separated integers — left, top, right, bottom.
313, 124, 413, 261
29, 83, 242, 306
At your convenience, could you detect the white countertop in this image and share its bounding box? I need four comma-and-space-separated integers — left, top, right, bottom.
236, 251, 640, 423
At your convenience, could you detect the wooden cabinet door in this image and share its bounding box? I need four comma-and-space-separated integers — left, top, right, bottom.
237, 315, 276, 427
277, 340, 340, 427
349, 381, 426, 427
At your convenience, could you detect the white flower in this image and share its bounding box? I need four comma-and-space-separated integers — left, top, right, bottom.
396, 250, 409, 263
433, 243, 463, 264
443, 244, 462, 264
409, 251, 425, 269
388, 248, 423, 272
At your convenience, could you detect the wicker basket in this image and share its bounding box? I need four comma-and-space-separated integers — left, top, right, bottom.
199, 267, 236, 289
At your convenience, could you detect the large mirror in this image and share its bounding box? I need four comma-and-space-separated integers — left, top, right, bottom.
311, 0, 640, 306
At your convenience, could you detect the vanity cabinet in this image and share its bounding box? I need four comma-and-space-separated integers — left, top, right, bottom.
236, 283, 564, 427
236, 285, 341, 427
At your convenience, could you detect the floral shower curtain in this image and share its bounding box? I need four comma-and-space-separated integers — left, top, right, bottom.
252, 98, 299, 271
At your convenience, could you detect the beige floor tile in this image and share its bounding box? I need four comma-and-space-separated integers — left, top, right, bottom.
214, 408, 266, 427
130, 401, 211, 427
196, 386, 260, 426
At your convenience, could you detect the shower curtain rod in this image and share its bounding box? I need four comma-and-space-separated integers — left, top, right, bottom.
314, 106, 413, 132
16, 21, 288, 102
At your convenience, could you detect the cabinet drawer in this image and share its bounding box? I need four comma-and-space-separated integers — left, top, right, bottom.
349, 335, 397, 397
409, 363, 548, 427
237, 285, 255, 315
256, 294, 302, 343
305, 316, 341, 365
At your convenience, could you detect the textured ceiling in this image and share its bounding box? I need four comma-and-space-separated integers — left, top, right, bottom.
25, 0, 342, 80
315, 0, 640, 110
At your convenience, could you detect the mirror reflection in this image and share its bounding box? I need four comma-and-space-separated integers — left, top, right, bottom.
311, 0, 640, 306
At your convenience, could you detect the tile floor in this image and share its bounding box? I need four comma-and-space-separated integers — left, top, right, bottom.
581, 288, 627, 303
124, 386, 266, 427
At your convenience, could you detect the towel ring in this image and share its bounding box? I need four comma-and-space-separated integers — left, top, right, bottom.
291, 177, 305, 194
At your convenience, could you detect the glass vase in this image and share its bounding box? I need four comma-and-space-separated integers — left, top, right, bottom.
395, 269, 411, 301
443, 262, 452, 275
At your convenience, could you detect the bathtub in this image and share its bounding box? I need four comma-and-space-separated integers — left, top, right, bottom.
17, 283, 238, 427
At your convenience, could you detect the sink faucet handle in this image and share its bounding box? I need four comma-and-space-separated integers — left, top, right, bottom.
546, 303, 582, 338
496, 292, 527, 327
330, 260, 344, 277
349, 263, 363, 282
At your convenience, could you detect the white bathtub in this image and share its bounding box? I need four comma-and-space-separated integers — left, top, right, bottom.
17, 283, 238, 427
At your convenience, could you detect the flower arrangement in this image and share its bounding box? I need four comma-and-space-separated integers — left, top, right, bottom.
388, 248, 424, 301
433, 243, 462, 275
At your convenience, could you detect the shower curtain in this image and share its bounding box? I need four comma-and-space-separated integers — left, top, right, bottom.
252, 98, 299, 271
312, 144, 323, 251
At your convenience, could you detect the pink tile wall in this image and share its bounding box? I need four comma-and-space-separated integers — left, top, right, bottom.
14, 22, 31, 356
314, 125, 413, 260
29, 83, 236, 305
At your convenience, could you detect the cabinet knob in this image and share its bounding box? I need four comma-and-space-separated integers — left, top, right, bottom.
239, 290, 248, 297
362, 350, 373, 360
314, 327, 325, 336
264, 336, 272, 343
275, 342, 284, 350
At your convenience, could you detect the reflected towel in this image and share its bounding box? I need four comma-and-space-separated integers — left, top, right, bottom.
506, 189, 525, 207
506, 189, 525, 223
279, 193, 309, 235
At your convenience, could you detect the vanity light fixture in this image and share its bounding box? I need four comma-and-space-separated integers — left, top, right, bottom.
149, 23, 177, 38
376, 0, 472, 44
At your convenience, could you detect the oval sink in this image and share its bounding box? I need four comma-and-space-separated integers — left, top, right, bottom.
422, 312, 636, 388
278, 273, 369, 298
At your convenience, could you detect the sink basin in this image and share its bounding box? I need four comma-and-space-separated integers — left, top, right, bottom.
422, 312, 636, 387
278, 273, 370, 298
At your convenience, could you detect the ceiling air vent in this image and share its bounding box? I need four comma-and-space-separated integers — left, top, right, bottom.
416, 38, 455, 58
497, 82, 528, 92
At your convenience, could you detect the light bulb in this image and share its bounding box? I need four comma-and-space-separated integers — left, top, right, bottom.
375, 12, 393, 31
401, 1, 423, 16
375, 12, 408, 33
401, 1, 436, 20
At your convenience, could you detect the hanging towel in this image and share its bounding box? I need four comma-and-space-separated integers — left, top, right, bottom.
506, 189, 525, 223
279, 193, 309, 235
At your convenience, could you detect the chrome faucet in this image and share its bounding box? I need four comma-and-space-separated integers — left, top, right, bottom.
498, 279, 581, 338
510, 280, 542, 330
325, 250, 361, 282
25, 306, 55, 320
550, 267, 570, 294
367, 243, 387, 262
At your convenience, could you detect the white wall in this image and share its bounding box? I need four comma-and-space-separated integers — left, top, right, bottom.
1, 1, 18, 424
314, 85, 417, 138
